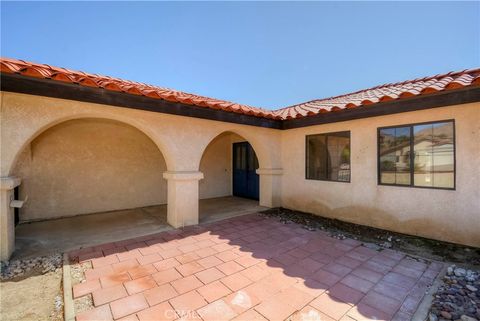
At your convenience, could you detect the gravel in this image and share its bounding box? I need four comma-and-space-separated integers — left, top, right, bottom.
429, 265, 480, 321
0, 253, 63, 280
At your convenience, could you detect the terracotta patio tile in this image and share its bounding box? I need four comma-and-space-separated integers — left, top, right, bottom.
197, 280, 232, 303
231, 309, 267, 321
169, 291, 207, 317
117, 313, 139, 321
212, 243, 231, 252
92, 255, 119, 269
112, 259, 140, 273
137, 301, 176, 321
159, 248, 182, 259
110, 293, 149, 319
197, 299, 237, 321
195, 247, 218, 258
310, 251, 334, 265
289, 305, 335, 321
399, 295, 422, 314
310, 293, 351, 320
138, 245, 161, 256
361, 291, 401, 316
323, 262, 352, 277
328, 282, 365, 305
76, 304, 113, 321
392, 264, 424, 279
254, 295, 298, 320
127, 264, 157, 280
287, 248, 311, 259
398, 258, 427, 272
221, 272, 252, 291
178, 243, 200, 254
234, 255, 259, 268
311, 269, 342, 287
137, 254, 163, 266
152, 268, 182, 285
216, 250, 241, 262
144, 283, 178, 306
370, 255, 397, 268
197, 255, 223, 269
373, 280, 410, 301
73, 279, 102, 298
195, 267, 225, 284
153, 258, 180, 271
92, 284, 128, 306
176, 252, 200, 264
100, 271, 131, 288
171, 275, 203, 294
347, 302, 391, 320
176, 261, 204, 277
240, 265, 269, 282
336, 256, 363, 269
125, 242, 147, 251
103, 246, 127, 256
117, 249, 143, 262
351, 267, 384, 283
85, 265, 114, 281
226, 288, 262, 313
361, 260, 392, 275
294, 279, 328, 297
276, 286, 315, 310
217, 261, 244, 275
78, 250, 103, 263
124, 275, 157, 295
341, 274, 375, 294
382, 272, 417, 290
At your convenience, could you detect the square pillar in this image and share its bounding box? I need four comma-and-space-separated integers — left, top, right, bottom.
1, 176, 21, 261
256, 168, 283, 208
163, 171, 203, 228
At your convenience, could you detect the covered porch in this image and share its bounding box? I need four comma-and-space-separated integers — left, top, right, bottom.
13, 196, 266, 259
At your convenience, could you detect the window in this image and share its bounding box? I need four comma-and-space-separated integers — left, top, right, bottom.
378, 120, 455, 189
306, 131, 351, 182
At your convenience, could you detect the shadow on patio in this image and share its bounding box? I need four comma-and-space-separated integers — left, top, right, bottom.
70, 212, 442, 321
14, 196, 263, 260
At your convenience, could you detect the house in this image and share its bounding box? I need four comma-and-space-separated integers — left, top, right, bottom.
1, 57, 479, 261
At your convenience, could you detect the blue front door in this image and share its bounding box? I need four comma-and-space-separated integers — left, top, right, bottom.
233, 142, 259, 200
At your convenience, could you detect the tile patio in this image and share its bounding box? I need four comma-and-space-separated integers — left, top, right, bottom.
70, 214, 443, 321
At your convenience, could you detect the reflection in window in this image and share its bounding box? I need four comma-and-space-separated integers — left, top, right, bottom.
378, 120, 454, 189
306, 131, 350, 182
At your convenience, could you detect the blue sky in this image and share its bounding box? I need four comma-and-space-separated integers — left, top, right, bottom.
1, 1, 479, 109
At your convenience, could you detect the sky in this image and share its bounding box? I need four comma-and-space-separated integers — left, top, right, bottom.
1, 1, 479, 110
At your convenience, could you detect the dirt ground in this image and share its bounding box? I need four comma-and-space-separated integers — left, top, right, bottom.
0, 268, 63, 321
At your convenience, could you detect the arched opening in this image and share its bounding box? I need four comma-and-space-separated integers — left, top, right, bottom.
11, 118, 171, 255
198, 131, 265, 223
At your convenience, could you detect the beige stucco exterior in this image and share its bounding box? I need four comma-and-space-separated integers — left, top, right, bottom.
281, 102, 480, 247
0, 90, 479, 259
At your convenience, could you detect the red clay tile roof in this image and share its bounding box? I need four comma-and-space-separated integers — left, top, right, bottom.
1, 57, 479, 120
274, 68, 480, 119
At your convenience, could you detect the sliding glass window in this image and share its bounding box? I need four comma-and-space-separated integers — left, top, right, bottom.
378, 120, 455, 189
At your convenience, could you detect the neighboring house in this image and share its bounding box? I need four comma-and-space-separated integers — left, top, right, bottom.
0, 58, 479, 260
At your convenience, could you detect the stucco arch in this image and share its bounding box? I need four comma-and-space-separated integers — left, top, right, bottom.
6, 113, 176, 176
195, 129, 272, 171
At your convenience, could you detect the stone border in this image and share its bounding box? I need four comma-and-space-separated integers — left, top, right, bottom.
62, 253, 75, 321
412, 264, 448, 321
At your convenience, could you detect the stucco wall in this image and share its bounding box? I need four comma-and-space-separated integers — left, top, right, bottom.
199, 132, 247, 199
12, 118, 168, 221
281, 102, 480, 247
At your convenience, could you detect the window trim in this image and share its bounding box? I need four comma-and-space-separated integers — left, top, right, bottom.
305, 130, 351, 183
377, 119, 456, 191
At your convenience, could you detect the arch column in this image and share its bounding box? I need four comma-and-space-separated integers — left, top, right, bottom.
1, 176, 21, 261
163, 171, 204, 228
256, 168, 283, 208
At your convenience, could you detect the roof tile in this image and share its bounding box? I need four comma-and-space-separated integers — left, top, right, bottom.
1, 57, 478, 120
